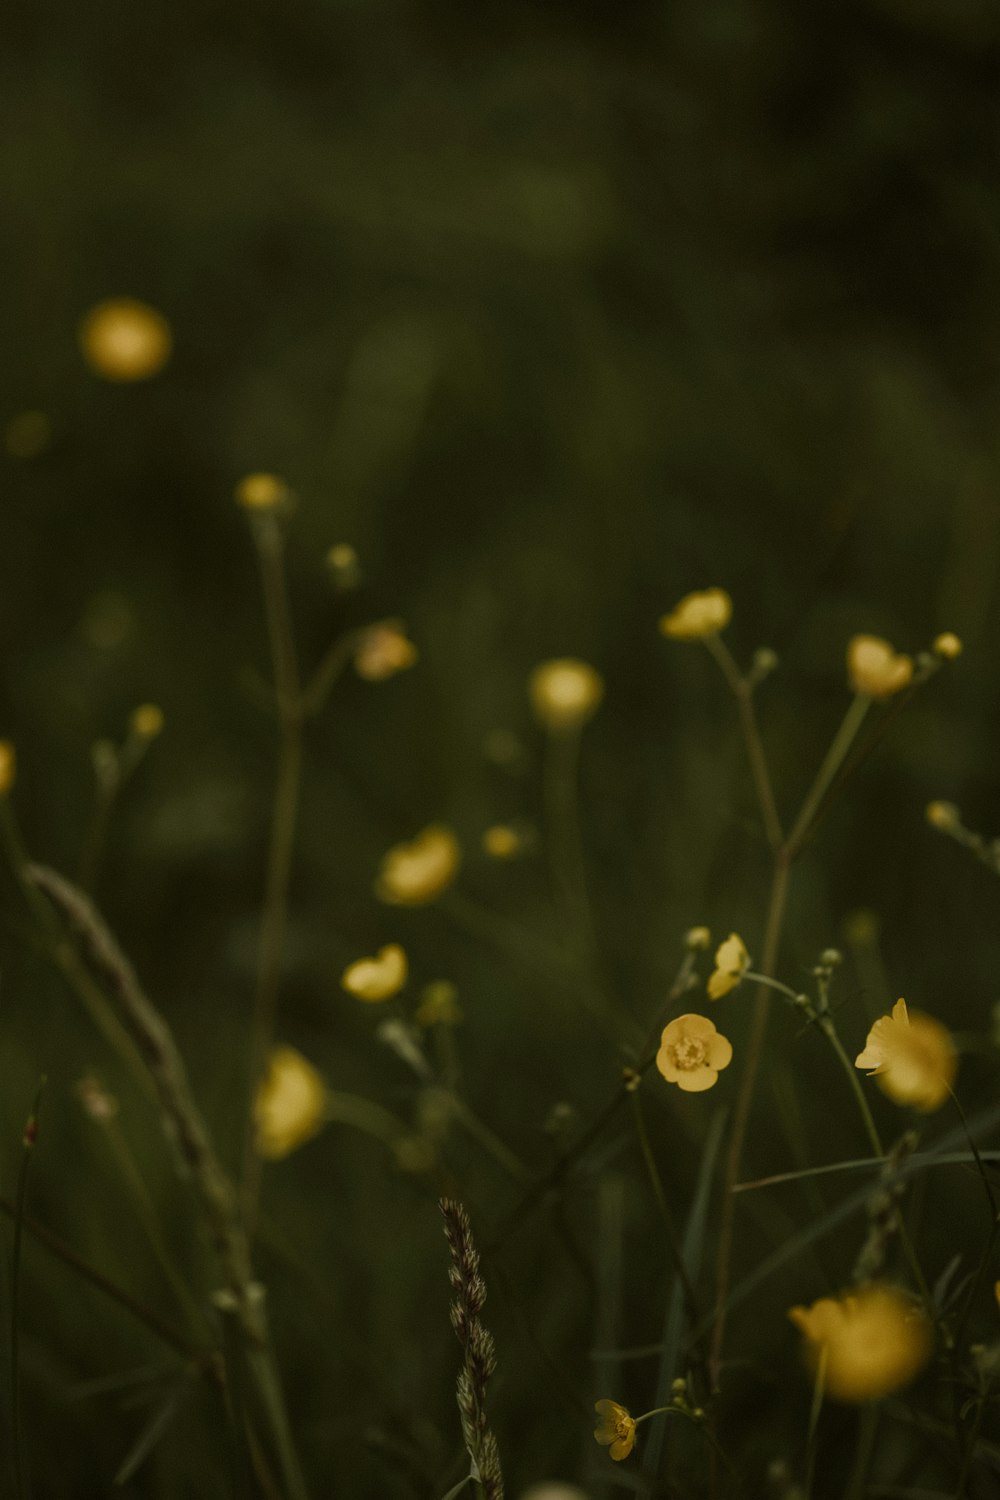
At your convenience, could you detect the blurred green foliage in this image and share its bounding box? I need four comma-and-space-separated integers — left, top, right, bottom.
3, 0, 1000, 1494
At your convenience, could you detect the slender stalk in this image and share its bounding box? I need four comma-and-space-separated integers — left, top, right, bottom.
704, 635, 783, 852
785, 695, 870, 857
803, 1345, 827, 1500
629, 1092, 702, 1329
11, 1082, 44, 1500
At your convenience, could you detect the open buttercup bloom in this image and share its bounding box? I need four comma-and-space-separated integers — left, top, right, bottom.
529, 659, 604, 731
354, 620, 418, 681
0, 740, 16, 795
79, 298, 172, 381
593, 1400, 636, 1461
656, 1013, 733, 1092
340, 944, 408, 1002
235, 472, 291, 511
788, 1285, 931, 1402
707, 932, 751, 999
846, 635, 913, 699
375, 824, 460, 905
855, 998, 956, 1111
659, 587, 732, 640
253, 1046, 327, 1159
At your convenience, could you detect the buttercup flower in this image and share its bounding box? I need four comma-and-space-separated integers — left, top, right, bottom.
593, 1400, 636, 1461
659, 587, 732, 640
529, 659, 604, 731
253, 1046, 327, 1159
788, 1285, 931, 1401
932, 632, 963, 659
79, 298, 172, 381
656, 1013, 733, 1093
855, 998, 956, 1111
707, 932, 751, 999
129, 703, 164, 740
235, 472, 290, 511
341, 944, 408, 1002
375, 825, 460, 905
0, 741, 16, 796
846, 635, 913, 700
354, 621, 418, 681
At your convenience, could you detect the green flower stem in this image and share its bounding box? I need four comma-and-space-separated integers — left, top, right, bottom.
704, 634, 783, 852
633, 1405, 681, 1427
786, 694, 870, 857
629, 1092, 702, 1332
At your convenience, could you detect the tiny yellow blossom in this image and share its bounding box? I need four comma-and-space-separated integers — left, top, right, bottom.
788, 1285, 931, 1402
529, 659, 604, 731
376, 825, 460, 905
340, 944, 408, 1002
685, 925, 711, 951
0, 741, 15, 796
129, 703, 164, 740
79, 298, 172, 382
932, 632, 963, 659
855, 998, 956, 1112
659, 587, 732, 640
925, 800, 960, 832
415, 980, 462, 1027
253, 1046, 326, 1160
846, 635, 913, 700
593, 1400, 636, 1461
482, 824, 521, 859
707, 932, 751, 999
354, 620, 418, 681
656, 1013, 733, 1093
235, 472, 290, 511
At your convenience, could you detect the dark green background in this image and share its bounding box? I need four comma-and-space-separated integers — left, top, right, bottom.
3, 1, 1000, 1494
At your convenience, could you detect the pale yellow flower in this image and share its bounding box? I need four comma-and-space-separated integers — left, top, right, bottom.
0, 741, 16, 796
354, 620, 418, 681
235, 472, 290, 511
529, 659, 603, 731
593, 1400, 636, 1461
707, 932, 751, 999
788, 1285, 931, 1402
340, 944, 408, 1003
656, 1013, 733, 1093
482, 824, 521, 859
129, 703, 164, 740
659, 587, 732, 640
932, 632, 963, 659
855, 998, 956, 1112
375, 825, 460, 905
79, 298, 172, 381
846, 635, 913, 699
253, 1046, 326, 1159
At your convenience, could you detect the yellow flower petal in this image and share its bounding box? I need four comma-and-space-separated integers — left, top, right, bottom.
789, 1285, 931, 1402
529, 659, 604, 731
659, 587, 732, 640
707, 932, 751, 999
846, 635, 913, 700
375, 825, 460, 906
354, 620, 418, 681
656, 1013, 733, 1093
341, 944, 408, 1002
253, 1046, 326, 1160
855, 998, 955, 1111
79, 298, 172, 382
235, 472, 291, 511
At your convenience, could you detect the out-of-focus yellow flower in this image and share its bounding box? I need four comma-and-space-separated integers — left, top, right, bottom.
235, 472, 290, 511
846, 635, 913, 699
593, 1400, 636, 1461
79, 298, 172, 381
0, 741, 16, 796
685, 925, 711, 951
788, 1285, 931, 1401
482, 824, 521, 859
925, 800, 960, 832
326, 543, 361, 589
656, 1013, 733, 1093
519, 1486, 590, 1500
253, 1046, 326, 1159
659, 587, 732, 640
415, 980, 462, 1027
340, 944, 408, 1002
932, 632, 963, 659
855, 998, 956, 1111
354, 620, 418, 681
376, 825, 460, 905
529, 659, 604, 731
707, 932, 751, 999
129, 703, 164, 740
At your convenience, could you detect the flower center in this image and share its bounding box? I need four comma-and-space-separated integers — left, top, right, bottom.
670, 1036, 708, 1070
615, 1415, 632, 1440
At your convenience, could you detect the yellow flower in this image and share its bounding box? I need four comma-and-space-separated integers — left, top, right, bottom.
593, 1400, 636, 1461
788, 1285, 931, 1402
925, 800, 960, 832
79, 298, 172, 381
932, 632, 963, 659
354, 620, 418, 681
375, 825, 460, 905
253, 1046, 326, 1160
482, 824, 521, 859
529, 659, 604, 731
855, 998, 956, 1112
326, 543, 361, 589
656, 1013, 733, 1093
129, 703, 164, 740
235, 472, 290, 511
846, 635, 913, 699
685, 925, 712, 951
707, 932, 751, 999
659, 587, 732, 640
0, 740, 16, 796
415, 980, 462, 1027
340, 944, 408, 1002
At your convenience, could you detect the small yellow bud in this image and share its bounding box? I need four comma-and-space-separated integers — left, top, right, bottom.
326, 543, 361, 589
375, 825, 460, 906
932, 631, 963, 659
235, 472, 290, 511
341, 944, 408, 1003
0, 741, 15, 795
685, 925, 711, 950
529, 658, 603, 731
482, 824, 521, 859
354, 620, 418, 681
926, 800, 960, 832
846, 635, 913, 700
129, 703, 164, 740
79, 298, 172, 382
659, 587, 732, 640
